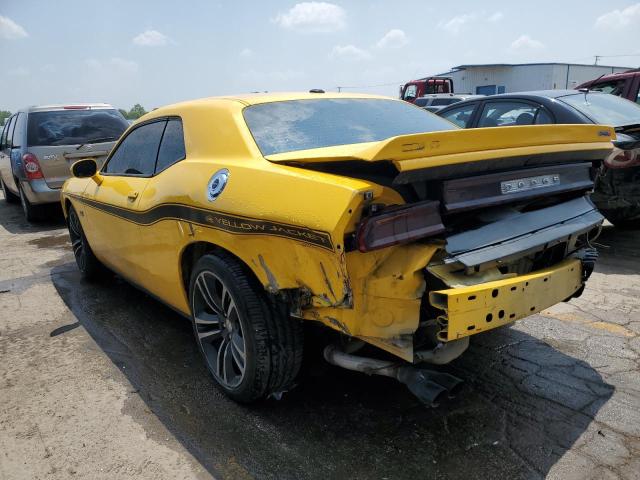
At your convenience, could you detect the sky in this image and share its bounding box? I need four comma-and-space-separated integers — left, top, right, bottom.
1, 0, 639, 112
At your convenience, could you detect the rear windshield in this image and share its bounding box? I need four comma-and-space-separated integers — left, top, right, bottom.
27, 109, 129, 147
559, 93, 640, 128
243, 98, 455, 156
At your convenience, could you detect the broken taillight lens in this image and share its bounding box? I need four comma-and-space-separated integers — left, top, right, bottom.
355, 201, 445, 252
605, 148, 640, 169
23, 153, 44, 180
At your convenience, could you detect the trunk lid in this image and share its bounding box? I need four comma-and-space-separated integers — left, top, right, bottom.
28, 142, 115, 189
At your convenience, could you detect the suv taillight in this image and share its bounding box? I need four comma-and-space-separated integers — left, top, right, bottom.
355, 201, 445, 252
23, 153, 44, 180
605, 148, 640, 169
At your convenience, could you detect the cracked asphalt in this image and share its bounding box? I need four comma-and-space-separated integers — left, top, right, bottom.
0, 192, 638, 480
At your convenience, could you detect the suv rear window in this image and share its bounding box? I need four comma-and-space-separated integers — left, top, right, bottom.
27, 109, 128, 147
243, 98, 455, 156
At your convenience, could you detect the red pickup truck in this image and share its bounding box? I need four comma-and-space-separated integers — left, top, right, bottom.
577, 69, 640, 104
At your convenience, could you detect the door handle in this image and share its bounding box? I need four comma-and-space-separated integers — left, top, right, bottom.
127, 191, 139, 201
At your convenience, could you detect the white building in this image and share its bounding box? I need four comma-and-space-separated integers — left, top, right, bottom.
440, 63, 633, 95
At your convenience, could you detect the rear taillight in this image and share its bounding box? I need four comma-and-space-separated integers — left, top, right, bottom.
605, 148, 640, 169
355, 201, 445, 252
22, 153, 44, 180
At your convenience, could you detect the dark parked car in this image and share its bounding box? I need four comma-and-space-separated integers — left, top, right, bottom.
437, 91, 640, 227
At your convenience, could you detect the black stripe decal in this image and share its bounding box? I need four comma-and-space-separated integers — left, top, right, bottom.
68, 194, 334, 251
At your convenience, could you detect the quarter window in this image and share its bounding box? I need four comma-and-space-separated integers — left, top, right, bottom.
155, 119, 186, 173
103, 121, 165, 176
441, 103, 477, 128
4, 115, 17, 150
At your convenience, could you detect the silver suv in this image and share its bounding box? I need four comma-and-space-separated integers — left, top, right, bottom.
0, 104, 129, 221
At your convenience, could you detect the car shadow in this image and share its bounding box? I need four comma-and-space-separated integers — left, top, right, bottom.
594, 224, 640, 276
0, 192, 66, 234
50, 264, 615, 480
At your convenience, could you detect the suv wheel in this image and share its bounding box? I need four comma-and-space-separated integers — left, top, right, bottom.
0, 178, 19, 204
67, 205, 106, 281
18, 183, 43, 221
189, 253, 303, 403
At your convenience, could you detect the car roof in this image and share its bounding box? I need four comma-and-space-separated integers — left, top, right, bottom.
139, 92, 397, 121
224, 91, 387, 105
20, 103, 116, 113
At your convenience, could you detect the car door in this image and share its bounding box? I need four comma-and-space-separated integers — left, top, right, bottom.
0, 115, 18, 194
133, 118, 189, 310
80, 119, 166, 285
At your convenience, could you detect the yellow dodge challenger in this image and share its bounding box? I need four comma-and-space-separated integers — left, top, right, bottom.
61, 92, 614, 404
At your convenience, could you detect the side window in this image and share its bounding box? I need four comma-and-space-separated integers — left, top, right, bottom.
403, 84, 418, 100
0, 121, 8, 150
103, 121, 166, 176
535, 109, 553, 125
413, 98, 429, 107
155, 119, 186, 173
590, 80, 625, 96
11, 113, 26, 147
441, 103, 477, 128
478, 101, 539, 127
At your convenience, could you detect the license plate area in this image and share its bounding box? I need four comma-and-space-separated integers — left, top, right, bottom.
441, 163, 592, 213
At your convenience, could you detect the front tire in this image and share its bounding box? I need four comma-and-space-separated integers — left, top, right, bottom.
67, 205, 105, 281
189, 253, 303, 403
0, 178, 19, 204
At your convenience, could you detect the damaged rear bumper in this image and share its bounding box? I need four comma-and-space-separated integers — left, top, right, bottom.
429, 258, 583, 341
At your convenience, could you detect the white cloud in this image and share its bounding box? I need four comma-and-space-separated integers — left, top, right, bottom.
488, 12, 504, 22
273, 2, 346, 33
595, 3, 640, 30
329, 44, 372, 61
0, 15, 28, 39
438, 14, 476, 34
240, 48, 253, 57
86, 57, 139, 74
132, 29, 169, 47
509, 34, 544, 52
376, 29, 408, 49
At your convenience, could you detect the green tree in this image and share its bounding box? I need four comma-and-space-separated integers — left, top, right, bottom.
0, 110, 11, 126
127, 104, 147, 120
118, 108, 129, 119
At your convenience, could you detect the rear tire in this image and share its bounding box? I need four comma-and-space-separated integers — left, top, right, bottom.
18, 183, 43, 222
189, 253, 303, 403
0, 178, 19, 204
67, 205, 106, 281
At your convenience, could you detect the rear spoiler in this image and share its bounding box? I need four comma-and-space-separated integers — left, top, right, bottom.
266, 125, 616, 172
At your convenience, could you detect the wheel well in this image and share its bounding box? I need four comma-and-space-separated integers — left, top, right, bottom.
180, 241, 263, 299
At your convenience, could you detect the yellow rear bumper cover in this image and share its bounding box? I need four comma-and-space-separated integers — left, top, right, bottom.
429, 259, 582, 341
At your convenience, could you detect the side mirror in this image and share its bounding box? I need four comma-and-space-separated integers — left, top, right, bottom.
71, 158, 98, 178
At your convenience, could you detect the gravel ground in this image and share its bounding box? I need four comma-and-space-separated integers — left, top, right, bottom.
0, 192, 638, 480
